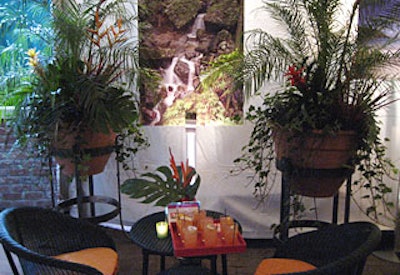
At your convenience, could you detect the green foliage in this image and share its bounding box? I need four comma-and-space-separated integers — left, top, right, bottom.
202, 49, 244, 97
121, 165, 200, 206
0, 0, 53, 116
230, 0, 400, 224
11, 0, 147, 166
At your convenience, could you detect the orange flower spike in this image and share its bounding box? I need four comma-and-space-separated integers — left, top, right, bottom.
169, 148, 180, 182
183, 163, 193, 188
180, 161, 186, 185
99, 26, 110, 40
89, 37, 100, 47
184, 159, 190, 179
111, 26, 117, 36
180, 159, 187, 187
87, 28, 99, 35
106, 32, 113, 48
95, 10, 103, 29
117, 18, 123, 29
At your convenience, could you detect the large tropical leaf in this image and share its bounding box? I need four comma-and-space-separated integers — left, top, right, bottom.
121, 165, 201, 207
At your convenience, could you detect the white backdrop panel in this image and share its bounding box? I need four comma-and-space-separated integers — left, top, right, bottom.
80, 0, 400, 239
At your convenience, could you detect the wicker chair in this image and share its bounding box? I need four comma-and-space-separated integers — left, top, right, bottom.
0, 207, 118, 275
256, 221, 382, 275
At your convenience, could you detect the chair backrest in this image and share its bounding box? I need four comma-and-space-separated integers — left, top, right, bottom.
0, 207, 116, 275
274, 222, 382, 275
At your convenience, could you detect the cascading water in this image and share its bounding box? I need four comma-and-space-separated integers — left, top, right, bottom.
187, 13, 206, 39
149, 13, 206, 125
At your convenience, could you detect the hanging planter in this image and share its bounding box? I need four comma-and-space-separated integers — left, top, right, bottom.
226, 0, 398, 223
273, 129, 357, 197
11, 0, 147, 178
53, 129, 117, 176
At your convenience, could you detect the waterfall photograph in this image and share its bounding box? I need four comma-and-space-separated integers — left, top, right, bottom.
138, 0, 244, 126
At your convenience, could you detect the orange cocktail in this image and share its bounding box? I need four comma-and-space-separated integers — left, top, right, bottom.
176, 214, 193, 235
193, 210, 206, 228
202, 223, 218, 246
182, 225, 198, 248
221, 223, 239, 244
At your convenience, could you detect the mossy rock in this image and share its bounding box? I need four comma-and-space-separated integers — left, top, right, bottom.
165, 0, 202, 30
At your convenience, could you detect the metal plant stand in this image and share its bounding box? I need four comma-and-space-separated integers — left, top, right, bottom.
277, 158, 354, 241
52, 136, 122, 224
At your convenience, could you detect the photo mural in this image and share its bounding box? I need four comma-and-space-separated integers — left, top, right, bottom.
138, 0, 243, 126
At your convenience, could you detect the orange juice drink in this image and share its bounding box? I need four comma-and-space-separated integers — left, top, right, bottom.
184, 213, 194, 226
175, 214, 187, 235
203, 223, 218, 246
182, 225, 198, 247
198, 216, 214, 232
221, 223, 239, 245
193, 210, 206, 228
220, 216, 234, 232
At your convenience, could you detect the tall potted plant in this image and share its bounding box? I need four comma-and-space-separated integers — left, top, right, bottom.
207, 0, 400, 222
11, 0, 146, 176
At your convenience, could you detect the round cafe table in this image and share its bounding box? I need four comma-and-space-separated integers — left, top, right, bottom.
129, 210, 240, 275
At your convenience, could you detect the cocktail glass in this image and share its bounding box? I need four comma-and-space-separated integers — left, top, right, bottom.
203, 223, 218, 246
182, 225, 198, 248
193, 210, 206, 228
198, 216, 214, 232
221, 223, 238, 245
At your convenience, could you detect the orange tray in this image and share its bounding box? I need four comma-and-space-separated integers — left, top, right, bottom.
169, 221, 247, 257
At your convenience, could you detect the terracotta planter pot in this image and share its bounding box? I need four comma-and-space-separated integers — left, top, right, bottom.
53, 129, 117, 176
273, 129, 357, 197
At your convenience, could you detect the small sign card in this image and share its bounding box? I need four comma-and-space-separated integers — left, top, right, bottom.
165, 201, 200, 223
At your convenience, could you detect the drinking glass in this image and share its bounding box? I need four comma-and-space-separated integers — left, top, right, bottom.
220, 216, 234, 232
182, 225, 198, 248
221, 223, 238, 245
198, 216, 214, 232
176, 214, 186, 235
193, 210, 206, 228
203, 223, 218, 246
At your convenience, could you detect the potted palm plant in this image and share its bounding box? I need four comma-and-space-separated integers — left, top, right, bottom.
11, 0, 146, 176
209, 0, 400, 222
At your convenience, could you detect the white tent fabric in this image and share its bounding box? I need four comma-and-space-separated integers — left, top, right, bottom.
79, 0, 400, 239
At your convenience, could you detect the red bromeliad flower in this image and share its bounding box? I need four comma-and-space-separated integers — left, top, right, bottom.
285, 65, 307, 90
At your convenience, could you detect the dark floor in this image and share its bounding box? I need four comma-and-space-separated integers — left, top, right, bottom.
107, 228, 400, 275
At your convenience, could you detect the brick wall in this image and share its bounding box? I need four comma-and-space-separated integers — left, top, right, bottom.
0, 123, 53, 210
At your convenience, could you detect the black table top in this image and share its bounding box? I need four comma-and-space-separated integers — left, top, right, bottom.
129, 211, 174, 256
128, 210, 231, 256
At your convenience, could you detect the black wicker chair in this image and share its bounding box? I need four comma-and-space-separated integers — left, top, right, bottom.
256, 221, 382, 275
0, 207, 118, 275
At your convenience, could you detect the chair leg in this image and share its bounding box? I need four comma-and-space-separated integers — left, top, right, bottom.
3, 247, 19, 275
